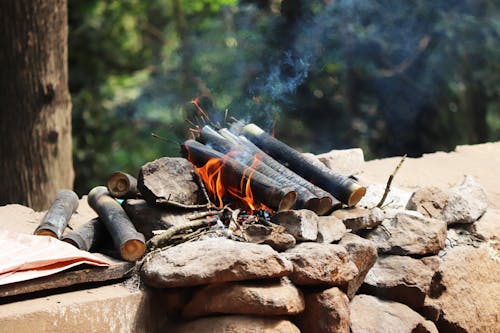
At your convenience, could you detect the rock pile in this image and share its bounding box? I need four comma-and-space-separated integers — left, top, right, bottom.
138, 149, 498, 333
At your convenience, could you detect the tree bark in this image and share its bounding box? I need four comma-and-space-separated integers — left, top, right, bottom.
0, 0, 74, 210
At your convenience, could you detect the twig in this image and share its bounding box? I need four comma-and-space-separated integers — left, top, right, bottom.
155, 198, 211, 209
376, 154, 407, 208
187, 210, 221, 220
147, 219, 213, 249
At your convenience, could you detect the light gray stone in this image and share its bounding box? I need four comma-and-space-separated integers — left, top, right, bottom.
333, 207, 385, 232
271, 209, 318, 241
442, 175, 488, 225
317, 215, 347, 243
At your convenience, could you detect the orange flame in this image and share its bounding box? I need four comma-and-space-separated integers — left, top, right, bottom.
193, 153, 269, 213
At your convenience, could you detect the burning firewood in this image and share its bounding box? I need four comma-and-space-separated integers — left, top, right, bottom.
182, 139, 297, 212
34, 189, 79, 239
197, 125, 324, 214
62, 217, 109, 251
241, 123, 366, 207
107, 171, 139, 199
88, 186, 146, 262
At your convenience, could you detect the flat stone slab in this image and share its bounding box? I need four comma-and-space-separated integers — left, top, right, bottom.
283, 242, 358, 286
171, 315, 301, 333
182, 277, 304, 319
333, 207, 384, 232
317, 215, 347, 243
141, 238, 293, 288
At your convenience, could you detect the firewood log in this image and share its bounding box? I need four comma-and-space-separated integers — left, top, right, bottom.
88, 186, 146, 262
34, 189, 79, 239
107, 171, 138, 199
62, 218, 109, 251
182, 140, 297, 212
242, 123, 366, 206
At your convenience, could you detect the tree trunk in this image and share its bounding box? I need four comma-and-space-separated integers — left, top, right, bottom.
0, 0, 74, 210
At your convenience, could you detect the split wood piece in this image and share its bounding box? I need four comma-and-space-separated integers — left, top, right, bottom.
242, 124, 366, 207
34, 189, 79, 239
182, 139, 297, 212
138, 157, 209, 209
198, 126, 321, 214
220, 129, 341, 214
107, 171, 138, 199
62, 218, 109, 251
88, 186, 146, 262
147, 219, 211, 249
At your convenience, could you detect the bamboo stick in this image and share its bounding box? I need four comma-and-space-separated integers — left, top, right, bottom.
182, 140, 297, 212
34, 190, 79, 239
62, 218, 109, 251
88, 186, 146, 262
107, 171, 138, 199
242, 124, 366, 206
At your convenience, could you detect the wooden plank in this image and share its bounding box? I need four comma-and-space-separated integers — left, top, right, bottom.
0, 256, 135, 298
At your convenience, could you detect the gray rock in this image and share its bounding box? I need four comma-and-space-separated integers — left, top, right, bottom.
295, 287, 350, 333
358, 183, 413, 210
362, 255, 438, 309
271, 209, 318, 241
141, 238, 293, 288
182, 277, 304, 319
339, 233, 378, 299
242, 224, 296, 252
350, 295, 438, 333
315, 148, 365, 176
365, 211, 447, 256
406, 186, 448, 220
333, 207, 385, 232
171, 315, 301, 333
317, 215, 347, 243
283, 242, 358, 286
442, 175, 488, 225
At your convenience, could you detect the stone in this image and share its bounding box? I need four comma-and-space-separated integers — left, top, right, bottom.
271, 209, 318, 241
241, 224, 296, 252
442, 175, 488, 225
316, 215, 347, 243
171, 315, 301, 333
361, 255, 437, 309
350, 295, 438, 333
141, 239, 293, 288
407, 176, 488, 225
283, 242, 358, 286
425, 245, 500, 333
333, 207, 385, 232
406, 186, 448, 220
182, 277, 304, 319
365, 211, 447, 256
357, 183, 413, 210
315, 148, 365, 176
467, 208, 500, 251
338, 233, 378, 299
295, 287, 350, 333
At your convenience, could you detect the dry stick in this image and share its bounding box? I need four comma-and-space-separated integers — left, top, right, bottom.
241, 124, 366, 207
147, 219, 212, 249
376, 154, 407, 208
198, 126, 321, 213
182, 139, 297, 212
107, 171, 138, 199
62, 218, 109, 251
88, 186, 146, 262
34, 190, 79, 239
220, 128, 341, 214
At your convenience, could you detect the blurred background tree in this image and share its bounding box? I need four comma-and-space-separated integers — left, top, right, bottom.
69, 0, 500, 196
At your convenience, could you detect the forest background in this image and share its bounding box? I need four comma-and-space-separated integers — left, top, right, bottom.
69, 0, 499, 196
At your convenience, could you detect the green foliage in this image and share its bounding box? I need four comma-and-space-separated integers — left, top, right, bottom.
69, 0, 500, 195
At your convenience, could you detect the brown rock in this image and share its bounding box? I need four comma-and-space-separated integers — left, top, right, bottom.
426, 245, 500, 333
467, 208, 500, 251
271, 209, 318, 241
317, 215, 347, 243
339, 233, 378, 299
171, 315, 301, 333
406, 186, 448, 219
283, 242, 358, 286
362, 255, 437, 309
295, 287, 350, 333
141, 239, 293, 288
242, 224, 296, 252
365, 211, 447, 255
350, 294, 438, 333
182, 277, 304, 319
333, 207, 384, 232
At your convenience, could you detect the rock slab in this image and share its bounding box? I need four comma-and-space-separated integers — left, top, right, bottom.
283, 242, 358, 286
182, 277, 304, 318
333, 207, 385, 232
141, 238, 293, 288
317, 215, 347, 243
271, 209, 318, 241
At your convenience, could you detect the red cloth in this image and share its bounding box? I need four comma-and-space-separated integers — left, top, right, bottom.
0, 229, 110, 286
